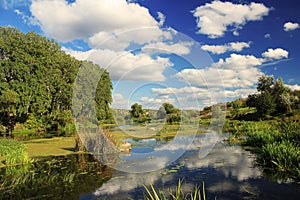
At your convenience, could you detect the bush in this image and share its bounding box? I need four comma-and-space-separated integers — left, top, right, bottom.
0, 139, 31, 165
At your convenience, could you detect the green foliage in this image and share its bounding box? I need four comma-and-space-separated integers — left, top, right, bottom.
0, 139, 32, 165
95, 66, 114, 124
232, 121, 300, 181
0, 27, 114, 137
246, 93, 259, 108
130, 103, 144, 119
259, 141, 300, 174
144, 179, 207, 200
0, 26, 81, 135
129, 103, 150, 124
257, 75, 274, 93
256, 91, 276, 118
0, 90, 19, 136
160, 103, 181, 124
246, 75, 299, 119
230, 100, 241, 118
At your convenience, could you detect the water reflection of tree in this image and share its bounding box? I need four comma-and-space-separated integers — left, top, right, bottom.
0, 154, 112, 199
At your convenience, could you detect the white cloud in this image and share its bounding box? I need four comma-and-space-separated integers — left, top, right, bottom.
174, 48, 289, 91
139, 96, 175, 109
224, 88, 256, 98
157, 12, 165, 26
212, 54, 264, 69
1, 0, 29, 9
175, 68, 262, 89
284, 22, 299, 31
264, 33, 271, 39
151, 87, 207, 96
149, 85, 256, 109
111, 93, 131, 109
142, 41, 194, 55
30, 0, 170, 50
286, 84, 300, 91
201, 42, 250, 54
262, 48, 289, 60
14, 9, 39, 26
192, 1, 270, 38
175, 53, 264, 88
183, 144, 262, 181
63, 48, 173, 81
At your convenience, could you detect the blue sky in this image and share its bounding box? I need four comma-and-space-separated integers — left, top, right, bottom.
1, 0, 300, 110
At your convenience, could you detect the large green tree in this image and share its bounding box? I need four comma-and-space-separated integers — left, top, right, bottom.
247, 75, 296, 118
160, 103, 181, 123
0, 90, 19, 136
0, 27, 114, 136
129, 103, 150, 124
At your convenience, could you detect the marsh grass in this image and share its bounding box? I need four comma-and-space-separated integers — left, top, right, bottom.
0, 139, 32, 166
144, 179, 207, 200
230, 121, 300, 181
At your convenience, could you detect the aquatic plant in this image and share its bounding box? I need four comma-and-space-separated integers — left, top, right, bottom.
258, 140, 300, 178
0, 139, 32, 165
230, 120, 300, 181
144, 179, 207, 200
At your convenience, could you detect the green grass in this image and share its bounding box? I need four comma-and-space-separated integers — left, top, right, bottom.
24, 137, 76, 158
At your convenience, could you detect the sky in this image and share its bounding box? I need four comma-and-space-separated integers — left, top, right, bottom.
1, 0, 300, 110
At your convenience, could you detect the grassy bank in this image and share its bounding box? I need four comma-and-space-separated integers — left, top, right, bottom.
0, 137, 77, 168
24, 137, 76, 158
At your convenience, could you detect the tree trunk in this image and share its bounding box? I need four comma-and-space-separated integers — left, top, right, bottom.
75, 132, 86, 152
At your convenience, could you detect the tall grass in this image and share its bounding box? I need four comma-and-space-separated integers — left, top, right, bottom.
0, 139, 32, 165
259, 141, 300, 172
144, 179, 207, 200
231, 121, 300, 181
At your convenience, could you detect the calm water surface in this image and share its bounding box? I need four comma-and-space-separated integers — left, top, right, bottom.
1, 133, 299, 199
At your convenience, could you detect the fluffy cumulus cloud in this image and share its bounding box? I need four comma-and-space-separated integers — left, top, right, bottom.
174, 67, 262, 89
63, 48, 173, 81
150, 86, 256, 109
139, 96, 175, 108
284, 22, 300, 31
201, 42, 250, 54
262, 48, 289, 60
175, 48, 289, 89
142, 41, 194, 55
111, 93, 131, 109
151, 87, 207, 96
30, 0, 170, 49
286, 84, 300, 91
192, 1, 270, 38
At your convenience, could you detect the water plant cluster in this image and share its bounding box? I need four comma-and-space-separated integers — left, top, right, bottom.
230, 121, 300, 182
0, 139, 31, 165
144, 179, 207, 200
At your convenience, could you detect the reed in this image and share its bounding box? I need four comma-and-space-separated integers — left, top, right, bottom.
144, 179, 207, 200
